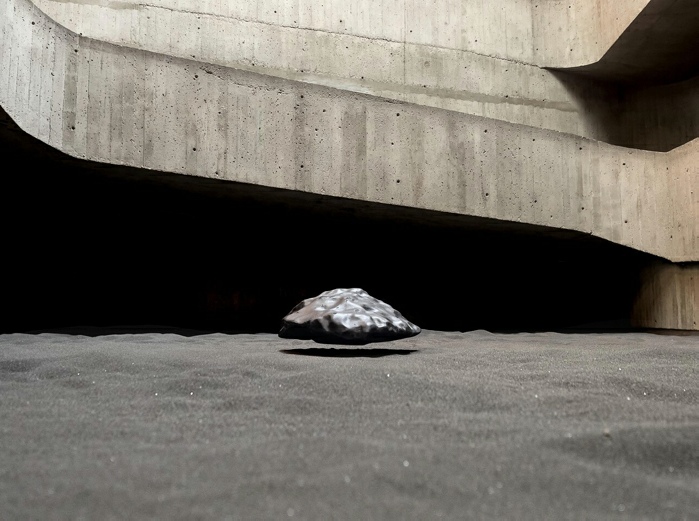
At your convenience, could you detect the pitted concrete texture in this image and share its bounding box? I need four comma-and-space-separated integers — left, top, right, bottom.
26, 0, 652, 69
1, 0, 696, 263
29, 0, 699, 149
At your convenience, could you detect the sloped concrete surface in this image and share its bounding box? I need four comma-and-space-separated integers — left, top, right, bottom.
29, 0, 699, 147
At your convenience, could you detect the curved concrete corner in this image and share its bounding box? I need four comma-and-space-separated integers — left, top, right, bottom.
544, 0, 699, 83
1, 0, 697, 329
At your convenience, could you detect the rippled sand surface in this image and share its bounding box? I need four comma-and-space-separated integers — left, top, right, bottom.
1, 329, 697, 519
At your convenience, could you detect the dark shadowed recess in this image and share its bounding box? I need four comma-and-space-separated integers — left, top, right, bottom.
551, 0, 699, 85
1, 108, 653, 334
280, 348, 418, 358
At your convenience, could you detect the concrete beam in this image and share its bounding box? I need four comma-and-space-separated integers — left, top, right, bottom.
29, 0, 699, 151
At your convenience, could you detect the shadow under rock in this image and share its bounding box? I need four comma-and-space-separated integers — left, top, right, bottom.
280, 348, 418, 358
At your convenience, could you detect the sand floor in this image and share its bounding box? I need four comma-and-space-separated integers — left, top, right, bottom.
0, 329, 697, 519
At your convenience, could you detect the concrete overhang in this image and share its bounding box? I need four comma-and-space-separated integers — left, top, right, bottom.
556, 0, 699, 84
1, 0, 697, 264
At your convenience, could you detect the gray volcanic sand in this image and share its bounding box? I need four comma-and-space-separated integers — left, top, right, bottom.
0, 329, 697, 520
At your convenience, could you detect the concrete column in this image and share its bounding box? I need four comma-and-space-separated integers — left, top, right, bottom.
632, 263, 698, 330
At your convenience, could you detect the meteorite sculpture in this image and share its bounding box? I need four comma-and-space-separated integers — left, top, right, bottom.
279, 288, 421, 344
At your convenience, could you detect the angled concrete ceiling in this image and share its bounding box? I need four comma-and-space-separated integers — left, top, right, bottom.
559, 0, 699, 84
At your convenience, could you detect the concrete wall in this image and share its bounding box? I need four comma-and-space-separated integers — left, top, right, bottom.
31, 0, 651, 67
616, 75, 699, 152
29, 0, 699, 151
632, 262, 698, 330
532, 0, 648, 67
25, 0, 580, 142
30, 0, 535, 63
2, 0, 696, 264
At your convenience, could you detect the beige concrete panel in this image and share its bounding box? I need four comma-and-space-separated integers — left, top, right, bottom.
418, 114, 454, 210
638, 154, 657, 252
632, 263, 698, 330
142, 5, 409, 90
30, 0, 530, 63
666, 158, 685, 260
575, 141, 595, 234
689, 147, 699, 257
60, 32, 79, 157
121, 51, 145, 167
470, 117, 498, 219
402, 44, 582, 135
513, 129, 535, 225
107, 48, 127, 164
442, 117, 472, 215
29, 20, 49, 142
234, 86, 266, 186
12, 7, 32, 134
71, 39, 89, 159
84, 40, 105, 161
142, 55, 189, 174
532, 136, 561, 227
560, 138, 580, 232
531, 1, 592, 66
668, 140, 699, 259
31, 0, 674, 73
0, 0, 10, 105
4, 6, 20, 120
618, 152, 643, 252
653, 152, 674, 257
404, 0, 534, 62
33, 17, 50, 143
48, 29, 67, 150
203, 72, 228, 180
28, 0, 698, 152
340, 103, 370, 201
546, 139, 569, 230
493, 125, 521, 223
15, 6, 35, 135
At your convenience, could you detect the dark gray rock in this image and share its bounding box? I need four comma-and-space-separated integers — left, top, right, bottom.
279, 288, 421, 344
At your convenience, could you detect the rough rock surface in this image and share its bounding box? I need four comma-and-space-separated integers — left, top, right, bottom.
279, 288, 421, 344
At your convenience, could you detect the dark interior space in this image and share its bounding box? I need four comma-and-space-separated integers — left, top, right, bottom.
1, 111, 653, 334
